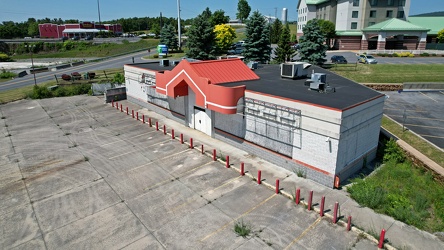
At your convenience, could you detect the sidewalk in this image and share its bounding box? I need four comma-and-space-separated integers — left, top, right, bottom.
119, 99, 444, 250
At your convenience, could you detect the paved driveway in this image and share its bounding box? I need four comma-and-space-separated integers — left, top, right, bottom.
0, 96, 377, 249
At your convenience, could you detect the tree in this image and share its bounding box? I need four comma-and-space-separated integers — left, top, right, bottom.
318, 19, 336, 48
236, 0, 251, 23
27, 22, 39, 37
112, 72, 125, 84
270, 18, 283, 44
438, 28, 444, 43
273, 24, 295, 63
186, 10, 217, 60
160, 24, 178, 51
214, 24, 236, 52
243, 11, 271, 63
151, 23, 161, 38
298, 19, 327, 66
212, 10, 230, 26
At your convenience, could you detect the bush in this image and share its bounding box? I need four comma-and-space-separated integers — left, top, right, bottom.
0, 70, 16, 79
0, 53, 12, 62
421, 53, 430, 57
383, 139, 406, 163
153, 54, 159, 58
28, 83, 92, 99
393, 52, 400, 57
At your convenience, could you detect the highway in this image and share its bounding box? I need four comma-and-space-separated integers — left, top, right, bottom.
0, 50, 149, 92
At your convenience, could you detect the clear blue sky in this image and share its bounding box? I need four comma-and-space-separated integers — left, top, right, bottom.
0, 0, 442, 23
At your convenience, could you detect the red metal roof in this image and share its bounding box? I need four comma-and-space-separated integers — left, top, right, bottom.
188, 59, 259, 84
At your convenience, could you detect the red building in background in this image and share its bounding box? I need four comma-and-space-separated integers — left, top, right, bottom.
39, 21, 122, 39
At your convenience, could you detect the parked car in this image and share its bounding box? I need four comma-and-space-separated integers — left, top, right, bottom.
60, 36, 68, 41
357, 54, 377, 64
71, 36, 80, 41
227, 48, 243, 55
331, 55, 347, 64
85, 35, 93, 40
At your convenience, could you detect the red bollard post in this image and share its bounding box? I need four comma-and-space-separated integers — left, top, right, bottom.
378, 229, 386, 249
112, 100, 114, 107
226, 156, 230, 168
257, 170, 261, 184
213, 149, 216, 161
163, 125, 166, 135
142, 115, 145, 124
126, 107, 128, 115
308, 191, 313, 211
201, 144, 204, 154
116, 102, 118, 109
333, 202, 339, 224
136, 112, 139, 120
120, 104, 123, 112
180, 134, 184, 144
190, 138, 194, 149
240, 162, 245, 176
155, 121, 159, 131
275, 179, 280, 194
347, 216, 352, 231
148, 117, 152, 127
320, 196, 325, 217
132, 110, 134, 118
171, 129, 175, 139
296, 188, 300, 205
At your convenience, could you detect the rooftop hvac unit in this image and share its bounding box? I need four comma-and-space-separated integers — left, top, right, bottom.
311, 73, 326, 83
159, 59, 170, 67
280, 62, 312, 79
247, 61, 258, 70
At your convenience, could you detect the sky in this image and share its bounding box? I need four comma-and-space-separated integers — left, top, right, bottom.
0, 0, 442, 23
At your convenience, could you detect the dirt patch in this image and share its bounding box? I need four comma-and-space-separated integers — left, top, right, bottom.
363, 84, 403, 91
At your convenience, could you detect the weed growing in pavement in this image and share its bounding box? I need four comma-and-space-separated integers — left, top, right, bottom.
1, 116, 5, 119
84, 156, 89, 161
64, 132, 71, 136
219, 152, 226, 161
234, 220, 251, 238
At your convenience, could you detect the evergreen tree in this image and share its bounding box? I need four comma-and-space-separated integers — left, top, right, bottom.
236, 0, 251, 23
270, 19, 282, 44
243, 11, 271, 63
186, 10, 217, 60
160, 24, 178, 51
273, 24, 295, 63
298, 19, 327, 66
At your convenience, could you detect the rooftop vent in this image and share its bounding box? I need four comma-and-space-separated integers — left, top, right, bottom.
159, 59, 169, 67
247, 61, 258, 70
281, 62, 312, 79
308, 73, 335, 93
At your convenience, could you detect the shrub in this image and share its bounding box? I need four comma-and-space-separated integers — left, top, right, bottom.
0, 53, 12, 62
0, 70, 16, 79
393, 53, 400, 57
421, 53, 429, 57
153, 54, 159, 58
383, 139, 406, 163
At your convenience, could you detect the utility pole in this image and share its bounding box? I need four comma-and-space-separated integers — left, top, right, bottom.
177, 0, 181, 49
160, 12, 163, 31
97, 0, 102, 25
275, 7, 277, 18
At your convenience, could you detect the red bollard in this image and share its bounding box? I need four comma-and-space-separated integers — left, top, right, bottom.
126, 107, 129, 115
296, 188, 300, 205
240, 162, 245, 176
163, 125, 166, 135
347, 216, 352, 231
257, 170, 261, 184
116, 102, 118, 109
213, 149, 216, 161
180, 134, 184, 144
333, 202, 339, 224
275, 179, 280, 194
226, 156, 230, 168
320, 196, 325, 217
378, 229, 386, 249
201, 144, 204, 154
156, 121, 159, 131
190, 138, 194, 149
148, 117, 152, 127
120, 104, 123, 112
132, 110, 134, 118
142, 115, 145, 124
136, 112, 139, 120
308, 191, 313, 211
112, 100, 114, 107
171, 129, 175, 139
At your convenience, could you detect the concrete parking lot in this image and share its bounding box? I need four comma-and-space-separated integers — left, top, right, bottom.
0, 96, 379, 249
382, 90, 444, 149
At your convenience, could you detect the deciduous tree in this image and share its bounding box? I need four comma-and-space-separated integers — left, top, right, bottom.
236, 0, 251, 23
214, 24, 236, 52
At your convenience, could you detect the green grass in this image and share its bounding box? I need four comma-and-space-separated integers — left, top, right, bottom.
12, 39, 159, 59
330, 64, 444, 83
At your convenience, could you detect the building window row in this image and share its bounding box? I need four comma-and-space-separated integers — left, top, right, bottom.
368, 10, 403, 18
370, 0, 378, 6
298, 7, 308, 14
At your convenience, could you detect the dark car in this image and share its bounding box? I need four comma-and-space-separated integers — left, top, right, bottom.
331, 55, 347, 64
227, 48, 243, 55
71, 36, 80, 41
85, 35, 93, 40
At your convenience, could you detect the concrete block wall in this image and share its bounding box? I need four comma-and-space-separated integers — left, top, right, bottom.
215, 130, 335, 188
104, 87, 126, 103
127, 95, 186, 125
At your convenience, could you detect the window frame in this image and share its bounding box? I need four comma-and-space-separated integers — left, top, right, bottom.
370, 10, 377, 18
352, 11, 359, 18
353, 0, 360, 7
386, 10, 393, 18
351, 22, 358, 29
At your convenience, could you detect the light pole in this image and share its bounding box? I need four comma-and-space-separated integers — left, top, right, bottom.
26, 43, 37, 86
177, 0, 181, 49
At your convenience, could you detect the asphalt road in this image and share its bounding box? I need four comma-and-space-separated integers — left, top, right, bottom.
324, 51, 444, 65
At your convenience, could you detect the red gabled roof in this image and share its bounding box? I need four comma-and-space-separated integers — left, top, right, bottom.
188, 59, 259, 84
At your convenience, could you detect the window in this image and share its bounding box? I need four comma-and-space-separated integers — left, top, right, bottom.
370, 10, 377, 18
387, 0, 394, 6
368, 22, 376, 26
397, 11, 405, 18
386, 10, 393, 18
351, 22, 358, 29
370, 0, 378, 6
353, 0, 359, 7
398, 0, 406, 6
352, 11, 359, 18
